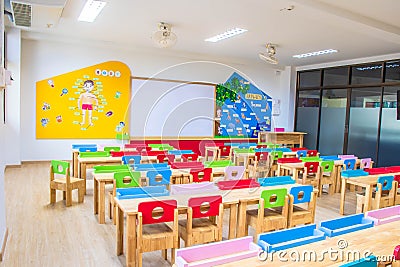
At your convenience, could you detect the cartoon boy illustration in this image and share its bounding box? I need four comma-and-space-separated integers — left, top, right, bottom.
77, 80, 98, 126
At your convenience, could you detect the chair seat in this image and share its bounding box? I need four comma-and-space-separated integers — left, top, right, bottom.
178, 218, 217, 229
142, 222, 173, 236
141, 223, 175, 253
53, 177, 84, 184
246, 208, 286, 231
50, 178, 85, 190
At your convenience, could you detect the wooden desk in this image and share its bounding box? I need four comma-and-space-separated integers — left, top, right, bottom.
115, 183, 299, 267
77, 156, 123, 194
258, 132, 306, 147
218, 220, 400, 266
339, 172, 400, 215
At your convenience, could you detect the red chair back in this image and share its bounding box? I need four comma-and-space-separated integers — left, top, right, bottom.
304, 162, 319, 174
219, 146, 231, 157
141, 150, 165, 156
124, 151, 141, 156
188, 195, 222, 219
394, 245, 400, 260
394, 175, 400, 188
181, 153, 199, 162
110, 151, 124, 157
291, 147, 308, 152
255, 152, 269, 161
135, 146, 151, 153
277, 158, 301, 164
156, 154, 175, 163
190, 168, 212, 182
138, 200, 177, 225
307, 150, 318, 157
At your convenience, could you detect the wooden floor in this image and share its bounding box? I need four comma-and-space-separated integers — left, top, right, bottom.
0, 162, 357, 267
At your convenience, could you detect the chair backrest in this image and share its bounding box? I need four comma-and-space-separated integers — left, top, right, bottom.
338, 154, 356, 159
72, 144, 97, 149
307, 150, 318, 157
219, 145, 231, 157
136, 146, 152, 153
225, 166, 245, 180
270, 151, 283, 161
156, 154, 175, 163
277, 158, 301, 164
147, 170, 172, 186
255, 152, 269, 161
51, 160, 69, 175
320, 161, 334, 173
114, 171, 141, 188
122, 155, 142, 165
79, 151, 110, 157
291, 147, 308, 152
191, 168, 212, 183
261, 188, 287, 208
110, 151, 125, 157
138, 200, 177, 225
78, 146, 97, 152
394, 245, 400, 260
343, 158, 356, 170
171, 161, 204, 169
377, 175, 394, 191
394, 175, 400, 188
360, 158, 372, 169
188, 195, 222, 219
103, 146, 121, 152
296, 150, 308, 158
289, 185, 313, 204
181, 153, 198, 162
304, 162, 319, 174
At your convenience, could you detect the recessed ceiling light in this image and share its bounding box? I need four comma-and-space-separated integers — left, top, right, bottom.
78, 0, 107, 23
205, 28, 248, 43
293, 49, 338, 59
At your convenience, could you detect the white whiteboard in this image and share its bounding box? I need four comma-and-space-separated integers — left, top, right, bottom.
130, 78, 215, 137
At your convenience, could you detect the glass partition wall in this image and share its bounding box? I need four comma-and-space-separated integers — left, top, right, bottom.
296, 60, 400, 166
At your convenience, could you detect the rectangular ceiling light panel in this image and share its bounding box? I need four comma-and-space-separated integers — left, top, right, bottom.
293, 49, 338, 59
78, 0, 107, 22
205, 28, 248, 42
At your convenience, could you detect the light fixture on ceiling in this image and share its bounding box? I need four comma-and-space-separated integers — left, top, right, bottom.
152, 22, 177, 48
293, 49, 338, 59
259, 43, 278, 64
205, 28, 248, 43
78, 0, 107, 23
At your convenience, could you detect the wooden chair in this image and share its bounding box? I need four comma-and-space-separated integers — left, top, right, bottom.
360, 158, 373, 169
356, 176, 397, 213
137, 200, 179, 267
190, 168, 213, 183
178, 195, 224, 247
108, 171, 141, 223
218, 145, 231, 160
297, 162, 320, 190
244, 188, 289, 241
318, 160, 336, 196
49, 160, 85, 207
296, 150, 308, 158
248, 152, 270, 178
307, 150, 318, 157
121, 155, 141, 165
395, 175, 400, 205
147, 169, 172, 188
269, 151, 283, 176
343, 158, 356, 170
287, 185, 317, 228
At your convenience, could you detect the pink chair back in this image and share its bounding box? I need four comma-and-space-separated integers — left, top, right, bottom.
360, 158, 372, 169
225, 166, 245, 180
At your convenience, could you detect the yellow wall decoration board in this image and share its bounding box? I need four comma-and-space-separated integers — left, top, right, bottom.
36, 61, 131, 139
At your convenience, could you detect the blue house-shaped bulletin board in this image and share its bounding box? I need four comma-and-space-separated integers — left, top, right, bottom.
214, 72, 272, 138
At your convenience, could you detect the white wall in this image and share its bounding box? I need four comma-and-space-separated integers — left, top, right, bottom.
20, 38, 291, 161
0, 101, 6, 258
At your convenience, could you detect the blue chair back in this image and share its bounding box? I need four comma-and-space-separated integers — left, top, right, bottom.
147, 169, 172, 186
377, 175, 394, 191
343, 158, 356, 170
289, 185, 313, 204
78, 146, 97, 152
296, 150, 307, 158
72, 144, 97, 149
122, 155, 141, 165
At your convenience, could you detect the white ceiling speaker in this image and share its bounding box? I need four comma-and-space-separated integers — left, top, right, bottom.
152, 22, 177, 48
259, 43, 278, 64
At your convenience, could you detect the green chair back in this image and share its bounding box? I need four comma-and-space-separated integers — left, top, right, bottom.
270, 151, 283, 160
103, 146, 121, 152
114, 171, 141, 188
267, 144, 281, 149
320, 161, 334, 172
204, 160, 234, 168
79, 151, 110, 158
233, 148, 254, 153
261, 188, 287, 208
51, 160, 69, 175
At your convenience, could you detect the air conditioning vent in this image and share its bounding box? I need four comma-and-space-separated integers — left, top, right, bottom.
11, 1, 32, 27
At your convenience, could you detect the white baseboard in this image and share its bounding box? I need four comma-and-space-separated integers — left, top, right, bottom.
0, 228, 8, 261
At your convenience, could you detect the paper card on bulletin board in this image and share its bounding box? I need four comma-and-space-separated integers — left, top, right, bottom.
214, 72, 272, 138
36, 61, 131, 139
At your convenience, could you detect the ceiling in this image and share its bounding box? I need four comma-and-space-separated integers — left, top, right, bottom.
5, 0, 400, 67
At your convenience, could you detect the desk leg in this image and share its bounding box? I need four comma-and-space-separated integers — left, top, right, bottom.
116, 205, 124, 255
364, 185, 373, 213
228, 203, 237, 239
72, 152, 78, 177
126, 213, 137, 267
293, 169, 299, 182
277, 165, 282, 176
81, 163, 87, 195
99, 181, 106, 224
94, 178, 99, 215
236, 201, 247, 238
334, 166, 341, 193
340, 178, 347, 215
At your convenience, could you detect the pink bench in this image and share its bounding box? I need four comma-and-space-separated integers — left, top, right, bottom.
365, 205, 400, 225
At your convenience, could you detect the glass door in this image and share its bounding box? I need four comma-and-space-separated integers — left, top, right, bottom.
347, 87, 382, 161
318, 89, 348, 155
